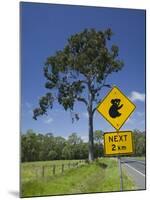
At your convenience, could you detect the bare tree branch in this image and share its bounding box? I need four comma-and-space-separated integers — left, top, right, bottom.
92, 107, 98, 115
76, 96, 88, 106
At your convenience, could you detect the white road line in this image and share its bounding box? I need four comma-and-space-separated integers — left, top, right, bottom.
124, 163, 145, 177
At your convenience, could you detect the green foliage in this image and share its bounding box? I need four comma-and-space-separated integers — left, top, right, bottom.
94, 130, 103, 144
22, 131, 66, 162
21, 131, 93, 162
68, 132, 82, 145
33, 28, 123, 120
94, 143, 103, 158
21, 129, 145, 162
93, 130, 104, 158
21, 129, 40, 162
133, 129, 145, 156
62, 146, 72, 160
48, 150, 58, 160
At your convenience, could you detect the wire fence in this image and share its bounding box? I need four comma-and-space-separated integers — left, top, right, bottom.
21, 160, 86, 182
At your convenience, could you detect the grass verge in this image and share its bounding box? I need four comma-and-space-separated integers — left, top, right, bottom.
21, 158, 135, 197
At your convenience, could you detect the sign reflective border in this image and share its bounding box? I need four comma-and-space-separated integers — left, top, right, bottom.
104, 131, 134, 156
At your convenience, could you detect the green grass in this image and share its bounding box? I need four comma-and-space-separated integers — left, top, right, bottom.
123, 156, 145, 161
97, 158, 135, 192
21, 160, 83, 183
21, 158, 135, 197
133, 156, 145, 160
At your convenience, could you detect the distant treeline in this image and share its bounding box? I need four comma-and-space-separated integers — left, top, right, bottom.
21, 129, 145, 162
133, 130, 146, 156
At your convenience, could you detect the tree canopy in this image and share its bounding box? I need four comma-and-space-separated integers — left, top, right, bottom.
33, 28, 123, 120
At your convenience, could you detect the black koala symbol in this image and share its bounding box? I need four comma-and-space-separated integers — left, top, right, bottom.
109, 99, 123, 118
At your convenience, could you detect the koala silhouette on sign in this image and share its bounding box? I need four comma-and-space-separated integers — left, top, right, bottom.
109, 99, 123, 118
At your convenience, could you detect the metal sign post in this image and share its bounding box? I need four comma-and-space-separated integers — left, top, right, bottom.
118, 156, 123, 191
117, 129, 123, 191
96, 86, 136, 192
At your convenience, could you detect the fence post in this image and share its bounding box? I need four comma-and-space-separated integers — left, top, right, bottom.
62, 164, 64, 173
53, 165, 56, 175
118, 156, 123, 191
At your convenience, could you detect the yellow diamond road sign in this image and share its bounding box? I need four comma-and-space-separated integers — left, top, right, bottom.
104, 131, 134, 156
97, 86, 136, 130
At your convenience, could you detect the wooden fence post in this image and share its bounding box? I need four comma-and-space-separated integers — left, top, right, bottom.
53, 165, 56, 175
62, 164, 64, 173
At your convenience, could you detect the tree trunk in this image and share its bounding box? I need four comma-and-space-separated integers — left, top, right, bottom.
88, 110, 94, 161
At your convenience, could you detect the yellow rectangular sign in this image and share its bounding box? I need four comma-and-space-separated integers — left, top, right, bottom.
104, 131, 134, 156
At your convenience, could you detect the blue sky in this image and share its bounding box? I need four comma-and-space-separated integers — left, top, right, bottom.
21, 2, 145, 140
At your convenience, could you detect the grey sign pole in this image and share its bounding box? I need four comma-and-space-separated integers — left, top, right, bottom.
118, 156, 123, 191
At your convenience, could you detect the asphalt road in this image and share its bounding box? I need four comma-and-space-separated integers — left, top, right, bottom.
121, 157, 146, 190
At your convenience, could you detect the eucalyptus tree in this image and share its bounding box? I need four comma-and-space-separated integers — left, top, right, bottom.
33, 28, 123, 161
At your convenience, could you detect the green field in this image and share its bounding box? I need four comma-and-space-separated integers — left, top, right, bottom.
21, 160, 83, 183
21, 158, 135, 197
132, 156, 145, 160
